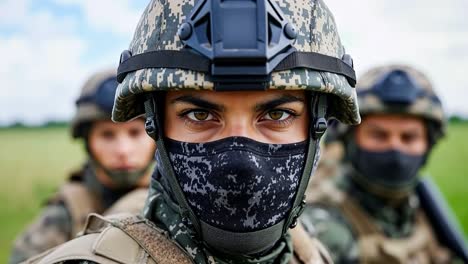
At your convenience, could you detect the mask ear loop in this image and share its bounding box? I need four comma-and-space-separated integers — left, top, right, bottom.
143, 94, 203, 239
283, 93, 328, 232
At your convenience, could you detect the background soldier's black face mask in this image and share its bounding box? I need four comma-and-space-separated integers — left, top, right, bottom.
164, 136, 307, 254
350, 144, 426, 192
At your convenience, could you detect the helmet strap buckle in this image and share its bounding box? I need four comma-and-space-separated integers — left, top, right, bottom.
144, 96, 158, 141
311, 94, 328, 140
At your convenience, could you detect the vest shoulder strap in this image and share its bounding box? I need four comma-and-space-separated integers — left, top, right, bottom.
83, 213, 194, 264
21, 232, 130, 264
49, 182, 102, 237
290, 223, 333, 264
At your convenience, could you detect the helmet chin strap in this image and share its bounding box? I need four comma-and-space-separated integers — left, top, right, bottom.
283, 93, 328, 232
144, 94, 203, 237
143, 93, 328, 254
101, 162, 153, 189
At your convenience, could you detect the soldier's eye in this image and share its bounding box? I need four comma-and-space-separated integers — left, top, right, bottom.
369, 130, 387, 141
101, 130, 115, 140
264, 110, 291, 121
186, 110, 214, 121
402, 132, 420, 144
129, 128, 143, 138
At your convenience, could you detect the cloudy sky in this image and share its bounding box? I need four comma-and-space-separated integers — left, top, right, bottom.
1, 0, 467, 125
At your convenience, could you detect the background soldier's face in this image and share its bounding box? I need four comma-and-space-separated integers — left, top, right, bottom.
164, 90, 309, 144
355, 114, 428, 155
88, 119, 155, 183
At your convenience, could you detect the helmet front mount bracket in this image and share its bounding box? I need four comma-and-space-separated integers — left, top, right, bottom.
179, 0, 297, 90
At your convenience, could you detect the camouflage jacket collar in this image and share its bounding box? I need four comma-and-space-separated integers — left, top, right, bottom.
143, 174, 294, 264
339, 168, 419, 238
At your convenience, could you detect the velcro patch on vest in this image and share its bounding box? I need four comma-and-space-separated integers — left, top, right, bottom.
113, 216, 194, 264
94, 227, 148, 263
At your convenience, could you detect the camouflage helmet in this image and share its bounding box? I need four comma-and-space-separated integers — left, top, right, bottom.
356, 64, 446, 141
71, 68, 118, 138
112, 0, 360, 126
323, 64, 446, 146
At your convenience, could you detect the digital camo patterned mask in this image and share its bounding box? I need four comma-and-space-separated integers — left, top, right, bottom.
165, 136, 307, 233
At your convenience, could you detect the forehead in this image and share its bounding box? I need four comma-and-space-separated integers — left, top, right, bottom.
92, 119, 144, 130
360, 114, 426, 131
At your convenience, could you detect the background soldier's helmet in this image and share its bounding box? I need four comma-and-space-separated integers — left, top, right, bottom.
112, 0, 360, 126
325, 64, 446, 146
357, 64, 445, 143
71, 68, 118, 138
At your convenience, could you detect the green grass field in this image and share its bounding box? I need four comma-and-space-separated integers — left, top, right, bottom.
0, 124, 467, 262
0, 127, 85, 260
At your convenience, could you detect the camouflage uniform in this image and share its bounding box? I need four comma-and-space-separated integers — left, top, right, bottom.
22, 0, 361, 263
10, 69, 152, 264
301, 65, 462, 264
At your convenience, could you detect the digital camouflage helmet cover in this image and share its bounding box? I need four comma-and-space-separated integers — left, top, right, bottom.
113, 0, 360, 125
356, 64, 446, 142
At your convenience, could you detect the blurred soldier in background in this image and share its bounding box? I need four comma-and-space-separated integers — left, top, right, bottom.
20, 0, 362, 263
301, 64, 466, 263
9, 68, 156, 264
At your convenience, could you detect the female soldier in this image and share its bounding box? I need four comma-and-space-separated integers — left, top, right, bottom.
10, 68, 155, 264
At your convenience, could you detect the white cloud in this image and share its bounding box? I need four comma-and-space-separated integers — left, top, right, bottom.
326, 0, 468, 116
0, 0, 29, 27
0, 1, 140, 125
0, 2, 88, 125
52, 0, 143, 36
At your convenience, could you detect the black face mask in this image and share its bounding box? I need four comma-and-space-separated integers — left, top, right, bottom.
166, 136, 307, 231
162, 136, 308, 254
350, 145, 425, 193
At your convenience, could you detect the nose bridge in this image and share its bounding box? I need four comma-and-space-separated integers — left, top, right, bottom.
115, 132, 133, 156
388, 131, 404, 150
225, 115, 253, 138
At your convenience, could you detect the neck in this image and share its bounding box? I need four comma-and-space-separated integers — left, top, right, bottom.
348, 163, 415, 201
341, 171, 419, 237
143, 173, 294, 264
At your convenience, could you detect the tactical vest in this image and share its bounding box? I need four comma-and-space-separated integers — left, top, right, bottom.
22, 213, 332, 264
48, 182, 103, 238
49, 180, 149, 239
307, 178, 452, 264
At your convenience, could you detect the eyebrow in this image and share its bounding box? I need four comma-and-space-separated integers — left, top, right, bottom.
171, 95, 224, 112
365, 123, 388, 132
171, 94, 304, 112
255, 95, 305, 112
366, 122, 422, 133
